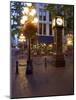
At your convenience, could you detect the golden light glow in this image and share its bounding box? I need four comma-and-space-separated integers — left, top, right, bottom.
20, 19, 25, 24
22, 16, 28, 21
23, 7, 29, 15
26, 3, 32, 7
30, 9, 36, 16
56, 17, 63, 26
43, 43, 46, 46
32, 17, 38, 23
19, 34, 26, 42
33, 45, 36, 48
21, 16, 28, 24
67, 40, 73, 46
67, 34, 73, 46
49, 44, 52, 48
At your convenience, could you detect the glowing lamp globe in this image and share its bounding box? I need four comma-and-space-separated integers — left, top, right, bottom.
32, 17, 38, 23
30, 9, 36, 16
26, 3, 32, 7
21, 16, 28, 24
23, 7, 29, 15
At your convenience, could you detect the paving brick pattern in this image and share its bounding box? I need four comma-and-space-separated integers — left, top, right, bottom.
11, 51, 74, 98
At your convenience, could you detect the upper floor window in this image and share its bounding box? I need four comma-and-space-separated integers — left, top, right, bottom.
49, 13, 51, 21
49, 24, 52, 35
43, 11, 46, 21
39, 9, 47, 21
43, 23, 46, 35
39, 23, 42, 34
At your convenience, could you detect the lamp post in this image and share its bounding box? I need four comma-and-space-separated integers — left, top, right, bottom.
19, 33, 26, 43
20, 3, 38, 74
20, 3, 38, 25
19, 33, 26, 56
52, 16, 65, 67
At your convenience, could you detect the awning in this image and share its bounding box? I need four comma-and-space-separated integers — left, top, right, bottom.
37, 36, 54, 44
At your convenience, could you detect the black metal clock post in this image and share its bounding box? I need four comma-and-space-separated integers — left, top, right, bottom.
55, 25, 65, 67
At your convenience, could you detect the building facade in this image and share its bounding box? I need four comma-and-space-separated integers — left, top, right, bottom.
35, 3, 52, 36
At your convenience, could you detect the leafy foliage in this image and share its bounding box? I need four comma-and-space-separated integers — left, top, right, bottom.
11, 28, 21, 37
45, 4, 74, 34
23, 22, 37, 39
10, 1, 23, 37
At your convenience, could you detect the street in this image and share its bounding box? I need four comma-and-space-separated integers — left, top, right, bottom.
10, 50, 74, 98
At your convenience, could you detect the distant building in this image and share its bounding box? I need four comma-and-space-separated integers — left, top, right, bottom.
35, 3, 52, 36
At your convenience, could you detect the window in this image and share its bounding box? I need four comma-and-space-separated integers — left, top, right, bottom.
39, 23, 42, 34
39, 9, 47, 21
49, 24, 52, 35
43, 24, 46, 35
43, 11, 46, 21
43, 16, 46, 21
39, 9, 43, 21
39, 3, 44, 7
39, 15, 42, 20
49, 13, 52, 21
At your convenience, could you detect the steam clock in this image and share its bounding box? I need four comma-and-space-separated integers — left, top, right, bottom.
52, 16, 65, 67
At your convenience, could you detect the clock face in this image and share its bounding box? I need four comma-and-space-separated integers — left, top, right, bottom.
56, 18, 63, 26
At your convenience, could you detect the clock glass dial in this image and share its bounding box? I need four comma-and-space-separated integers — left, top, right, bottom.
56, 18, 63, 26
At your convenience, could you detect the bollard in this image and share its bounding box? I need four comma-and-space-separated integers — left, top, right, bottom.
16, 61, 18, 75
44, 57, 47, 68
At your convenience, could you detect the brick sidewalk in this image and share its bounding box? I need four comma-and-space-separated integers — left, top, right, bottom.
11, 54, 74, 98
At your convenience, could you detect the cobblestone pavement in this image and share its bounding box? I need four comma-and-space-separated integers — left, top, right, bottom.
11, 51, 74, 98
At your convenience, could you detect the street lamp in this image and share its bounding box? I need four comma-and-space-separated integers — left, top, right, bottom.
30, 8, 36, 16
21, 5, 38, 24
20, 16, 28, 24
19, 33, 26, 42
19, 33, 26, 57
20, 3, 38, 74
22, 7, 29, 15
32, 17, 38, 24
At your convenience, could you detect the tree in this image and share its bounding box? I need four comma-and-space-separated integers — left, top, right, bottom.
23, 22, 37, 39
22, 21, 37, 74
45, 4, 74, 35
10, 1, 23, 37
